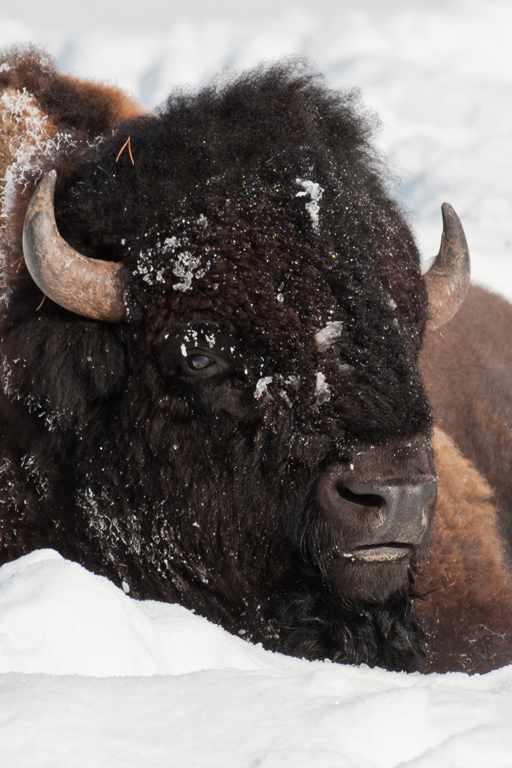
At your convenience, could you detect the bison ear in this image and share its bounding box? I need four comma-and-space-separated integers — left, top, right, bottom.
22, 171, 129, 323
422, 203, 470, 332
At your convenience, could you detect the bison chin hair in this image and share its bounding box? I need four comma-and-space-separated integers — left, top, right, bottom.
327, 556, 417, 604
306, 509, 432, 605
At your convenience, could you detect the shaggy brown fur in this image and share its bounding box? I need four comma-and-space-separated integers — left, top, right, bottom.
416, 428, 512, 673
0, 47, 143, 133
422, 285, 512, 551
416, 286, 512, 672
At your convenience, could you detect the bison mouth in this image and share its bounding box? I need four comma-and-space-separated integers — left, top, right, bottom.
329, 543, 420, 603
343, 543, 413, 562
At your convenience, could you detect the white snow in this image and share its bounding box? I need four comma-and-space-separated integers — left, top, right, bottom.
254, 375, 273, 399
171, 251, 205, 291
0, 550, 292, 678
295, 178, 324, 231
1, 551, 512, 767
1, 0, 512, 764
315, 370, 331, 405
315, 320, 344, 351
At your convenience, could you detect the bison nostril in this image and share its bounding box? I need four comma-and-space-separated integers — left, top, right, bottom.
336, 484, 383, 508
318, 465, 437, 549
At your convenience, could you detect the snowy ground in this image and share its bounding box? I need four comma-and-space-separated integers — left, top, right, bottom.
3, 551, 512, 768
1, 1, 512, 765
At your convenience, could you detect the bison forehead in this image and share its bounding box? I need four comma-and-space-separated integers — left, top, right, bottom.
43, 64, 429, 441
54, 77, 426, 333
58, 157, 422, 339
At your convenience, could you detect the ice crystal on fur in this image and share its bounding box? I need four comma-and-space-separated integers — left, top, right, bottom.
315, 321, 344, 352
295, 178, 323, 231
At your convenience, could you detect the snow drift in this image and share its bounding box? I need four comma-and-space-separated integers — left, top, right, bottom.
2, 551, 512, 768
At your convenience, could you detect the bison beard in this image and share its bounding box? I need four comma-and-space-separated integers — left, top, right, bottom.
3, 48, 509, 676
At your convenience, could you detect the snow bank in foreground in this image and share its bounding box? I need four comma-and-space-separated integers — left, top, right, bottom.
0, 549, 299, 677
1, 551, 512, 767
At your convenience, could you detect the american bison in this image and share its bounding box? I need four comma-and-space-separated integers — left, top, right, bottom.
0, 48, 510, 674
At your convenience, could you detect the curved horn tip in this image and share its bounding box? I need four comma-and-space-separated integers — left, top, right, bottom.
441, 202, 465, 236
441, 201, 455, 217
25, 171, 58, 228
424, 202, 471, 333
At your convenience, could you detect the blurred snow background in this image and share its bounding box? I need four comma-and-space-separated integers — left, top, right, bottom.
1, 1, 512, 766
2, 0, 512, 296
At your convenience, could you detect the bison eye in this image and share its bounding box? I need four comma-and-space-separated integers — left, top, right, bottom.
187, 353, 215, 371
175, 349, 231, 379
159, 327, 233, 380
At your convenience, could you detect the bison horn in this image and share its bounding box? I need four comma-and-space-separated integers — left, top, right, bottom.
22, 171, 129, 322
423, 203, 470, 332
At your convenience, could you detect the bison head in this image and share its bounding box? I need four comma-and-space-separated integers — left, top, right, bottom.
3, 63, 469, 668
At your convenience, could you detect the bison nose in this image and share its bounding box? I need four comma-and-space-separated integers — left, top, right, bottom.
341, 480, 437, 544
317, 466, 437, 546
